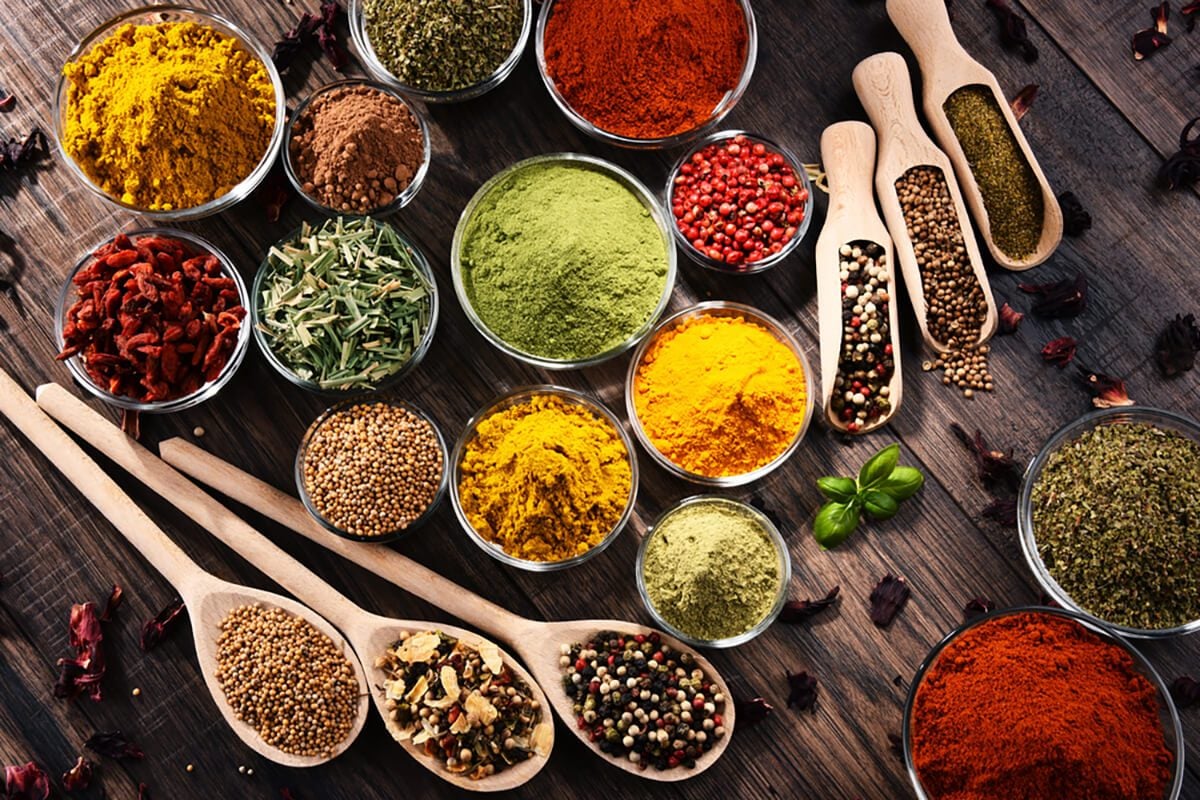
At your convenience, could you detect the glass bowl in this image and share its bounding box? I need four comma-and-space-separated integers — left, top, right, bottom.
251, 219, 439, 397
54, 228, 252, 413
450, 153, 677, 370
902, 606, 1184, 800
625, 301, 815, 486
635, 495, 791, 648
295, 398, 449, 544
282, 80, 432, 217
53, 5, 286, 221
449, 385, 639, 572
350, 0, 532, 103
534, 0, 757, 149
1017, 406, 1200, 639
665, 130, 814, 274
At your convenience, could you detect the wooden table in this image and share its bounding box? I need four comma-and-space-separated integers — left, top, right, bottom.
1, 1, 1197, 797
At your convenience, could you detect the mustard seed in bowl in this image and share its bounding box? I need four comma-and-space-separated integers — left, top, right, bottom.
298, 399, 447, 540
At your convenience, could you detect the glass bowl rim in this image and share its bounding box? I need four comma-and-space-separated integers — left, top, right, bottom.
450, 152, 677, 370
448, 384, 640, 572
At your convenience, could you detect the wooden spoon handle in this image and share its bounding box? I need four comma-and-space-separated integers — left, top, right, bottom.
885, 0, 967, 71
820, 121, 878, 222
35, 383, 366, 633
158, 437, 536, 644
852, 52, 926, 162
0, 370, 202, 595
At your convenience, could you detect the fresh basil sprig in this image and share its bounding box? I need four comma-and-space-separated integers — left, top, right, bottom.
813, 444, 925, 548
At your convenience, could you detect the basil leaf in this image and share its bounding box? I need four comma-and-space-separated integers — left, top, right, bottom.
813, 500, 861, 549
874, 466, 925, 501
861, 489, 900, 520
858, 444, 900, 489
816, 476, 858, 503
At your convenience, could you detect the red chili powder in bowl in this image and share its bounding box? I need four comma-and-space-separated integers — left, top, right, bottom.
541, 0, 749, 140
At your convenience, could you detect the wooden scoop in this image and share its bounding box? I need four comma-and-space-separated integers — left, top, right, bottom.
887, 0, 1063, 270
156, 439, 738, 782
0, 369, 369, 768
853, 52, 998, 354
34, 383, 552, 793
815, 121, 903, 434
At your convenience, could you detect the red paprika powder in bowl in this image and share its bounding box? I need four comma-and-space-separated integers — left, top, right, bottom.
904, 607, 1182, 800
536, 0, 756, 148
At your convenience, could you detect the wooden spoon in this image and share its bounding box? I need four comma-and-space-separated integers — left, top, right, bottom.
34, 383, 553, 793
853, 52, 998, 353
156, 439, 738, 782
887, 0, 1063, 270
815, 120, 903, 434
0, 369, 370, 768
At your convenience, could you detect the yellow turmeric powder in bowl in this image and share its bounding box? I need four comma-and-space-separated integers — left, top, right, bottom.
57, 9, 282, 217
628, 302, 812, 485
452, 387, 637, 570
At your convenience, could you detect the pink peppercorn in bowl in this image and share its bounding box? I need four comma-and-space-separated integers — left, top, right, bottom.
666, 131, 814, 274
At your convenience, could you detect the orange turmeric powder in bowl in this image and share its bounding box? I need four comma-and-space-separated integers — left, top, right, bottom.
626, 302, 813, 486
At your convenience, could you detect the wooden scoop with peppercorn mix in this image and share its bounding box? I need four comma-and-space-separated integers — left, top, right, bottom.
34, 382, 554, 793
159, 437, 739, 781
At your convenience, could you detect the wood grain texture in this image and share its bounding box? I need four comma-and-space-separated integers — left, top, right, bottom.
0, 0, 1197, 798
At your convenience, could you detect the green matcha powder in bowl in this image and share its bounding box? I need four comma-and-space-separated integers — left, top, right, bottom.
451, 153, 676, 369
636, 496, 791, 648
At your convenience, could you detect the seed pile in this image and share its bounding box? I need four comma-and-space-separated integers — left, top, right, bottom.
377, 630, 550, 779
562, 631, 725, 770
832, 241, 895, 431
302, 401, 443, 537
215, 604, 360, 758
896, 166, 993, 398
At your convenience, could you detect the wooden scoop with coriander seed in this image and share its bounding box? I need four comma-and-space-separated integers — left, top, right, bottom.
886, 0, 1063, 270
155, 440, 739, 782
815, 121, 904, 434
0, 369, 370, 769
33, 383, 553, 793
852, 52, 998, 353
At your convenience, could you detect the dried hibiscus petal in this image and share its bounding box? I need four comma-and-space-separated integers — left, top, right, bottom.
1170, 676, 1200, 708
1160, 117, 1200, 189
981, 496, 1017, 528
1058, 191, 1092, 236
0, 91, 14, 112
4, 762, 49, 800
281, 790, 299, 800
273, 1, 347, 72
62, 757, 93, 791
1184, 0, 1200, 31
732, 695, 774, 730
0, 128, 48, 172
54, 601, 106, 702
139, 783, 150, 800
100, 584, 124, 622
140, 597, 187, 651
1010, 84, 1038, 121
964, 597, 995, 621
1154, 313, 1200, 377
888, 733, 904, 760
985, 0, 1038, 62
1041, 336, 1078, 368
1039, 591, 1062, 608
747, 495, 785, 532
997, 301, 1024, 335
85, 731, 145, 761
869, 574, 911, 627
780, 585, 840, 623
1018, 273, 1088, 318
949, 423, 1021, 490
785, 671, 818, 712
1133, 2, 1172, 60
1080, 370, 1135, 408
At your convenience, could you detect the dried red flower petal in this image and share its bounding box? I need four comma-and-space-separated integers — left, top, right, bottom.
1010, 84, 1038, 121
4, 762, 49, 800
748, 495, 786, 533
1155, 313, 1200, 377
140, 597, 187, 651
1080, 370, 1135, 408
985, 0, 1038, 62
1058, 191, 1092, 236
121, 409, 141, 440
1041, 336, 1077, 368
281, 790, 298, 800
869, 574, 911, 627
100, 584, 124, 622
1038, 591, 1062, 608
139, 783, 150, 800
1170, 676, 1200, 708
888, 733, 904, 760
732, 695, 774, 730
949, 423, 1022, 490
1160, 117, 1200, 190
1018, 273, 1088, 318
981, 495, 1017, 528
273, 2, 347, 72
963, 597, 995, 621
54, 601, 106, 702
0, 128, 48, 172
0, 91, 14, 112
780, 586, 840, 623
260, 167, 293, 223
997, 302, 1025, 335
1184, 0, 1200, 31
85, 731, 144, 761
785, 671, 818, 712
62, 757, 93, 791
1133, 2, 1172, 60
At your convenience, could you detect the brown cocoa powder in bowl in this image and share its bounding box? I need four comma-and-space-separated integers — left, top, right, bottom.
289, 84, 424, 214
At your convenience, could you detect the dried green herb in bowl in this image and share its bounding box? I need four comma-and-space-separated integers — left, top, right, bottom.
253, 216, 436, 393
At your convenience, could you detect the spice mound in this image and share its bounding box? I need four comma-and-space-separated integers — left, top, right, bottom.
944, 85, 1044, 261
459, 160, 669, 363
543, 0, 748, 140
289, 84, 424, 214
832, 241, 896, 431
56, 233, 247, 404
670, 133, 809, 270
561, 631, 726, 770
215, 604, 361, 758
633, 312, 808, 478
377, 630, 550, 778
62, 21, 276, 211
457, 393, 632, 563
256, 217, 432, 391
642, 499, 783, 641
363, 0, 522, 93
1032, 422, 1200, 630
301, 401, 444, 538
911, 611, 1173, 800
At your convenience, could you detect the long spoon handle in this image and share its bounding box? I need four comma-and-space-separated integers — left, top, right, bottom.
820, 121, 879, 224
157, 437, 536, 643
0, 369, 202, 595
36, 383, 366, 634
885, 0, 968, 73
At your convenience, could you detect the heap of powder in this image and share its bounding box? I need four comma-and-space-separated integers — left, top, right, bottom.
289, 84, 424, 214
459, 161, 669, 362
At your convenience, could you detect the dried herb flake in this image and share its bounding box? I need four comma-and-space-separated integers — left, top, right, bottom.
85, 731, 145, 761
785, 671, 819, 712
140, 597, 187, 651
1041, 336, 1078, 368
1154, 313, 1200, 377
869, 574, 911, 627
780, 586, 840, 623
